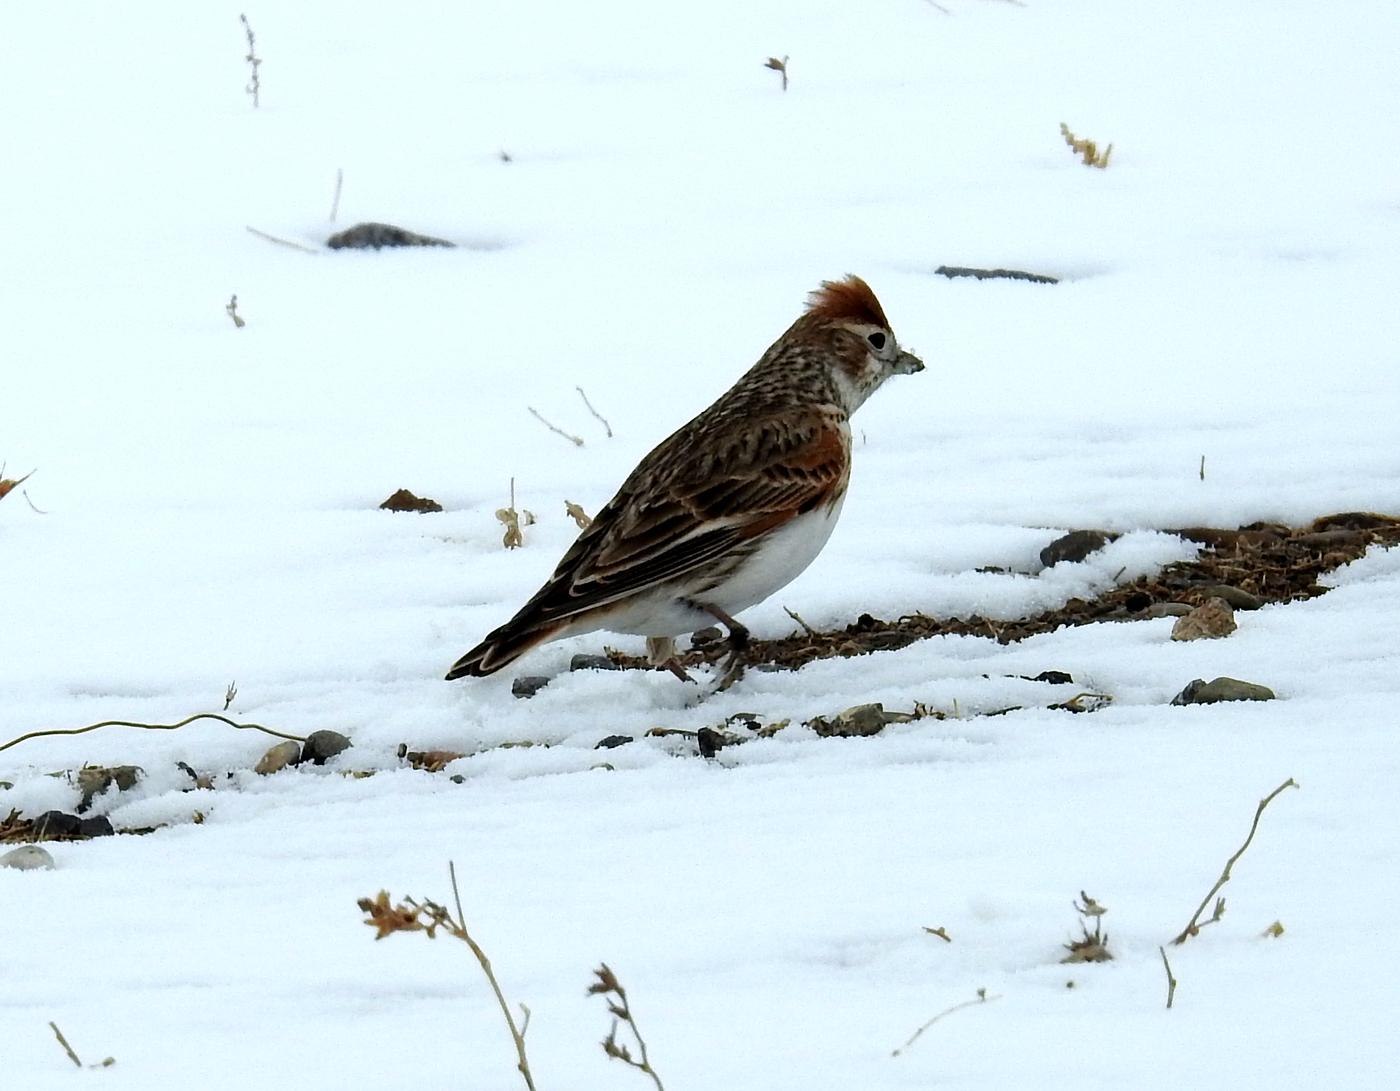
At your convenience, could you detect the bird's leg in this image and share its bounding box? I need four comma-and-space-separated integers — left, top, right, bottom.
691, 603, 750, 691
646, 635, 695, 683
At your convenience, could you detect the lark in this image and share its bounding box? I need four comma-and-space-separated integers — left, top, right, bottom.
447, 275, 924, 684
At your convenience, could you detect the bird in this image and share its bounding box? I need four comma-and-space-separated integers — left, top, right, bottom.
446, 274, 924, 684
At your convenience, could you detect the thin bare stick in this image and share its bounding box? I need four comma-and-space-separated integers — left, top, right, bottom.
245, 225, 319, 254
223, 681, 238, 711
1171, 777, 1298, 945
783, 606, 817, 637
527, 406, 584, 447
239, 14, 262, 107
590, 964, 666, 1090
0, 713, 306, 756
576, 386, 613, 437
1158, 946, 1178, 1009
448, 862, 538, 1091
23, 490, 48, 514
893, 989, 1002, 1057
49, 1022, 82, 1067
329, 168, 343, 222
226, 294, 246, 328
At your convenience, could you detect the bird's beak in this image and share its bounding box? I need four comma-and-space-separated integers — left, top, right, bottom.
894, 349, 925, 375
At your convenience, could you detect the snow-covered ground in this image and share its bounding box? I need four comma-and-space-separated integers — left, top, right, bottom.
4, 1, 1400, 1086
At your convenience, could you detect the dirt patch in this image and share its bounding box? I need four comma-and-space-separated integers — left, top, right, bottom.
607, 512, 1400, 675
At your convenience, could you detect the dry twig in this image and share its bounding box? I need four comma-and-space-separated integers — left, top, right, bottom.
527, 406, 584, 447
496, 478, 535, 549
329, 168, 343, 222
1060, 122, 1112, 168
226, 294, 246, 328
565, 500, 592, 529
763, 55, 790, 91
922, 925, 952, 942
783, 606, 817, 637
893, 988, 1001, 1057
239, 14, 262, 107
0, 712, 305, 756
1171, 778, 1298, 945
245, 225, 319, 254
358, 863, 537, 1091
223, 681, 238, 711
576, 386, 613, 438
1158, 945, 1178, 1009
48, 1022, 113, 1069
590, 963, 666, 1090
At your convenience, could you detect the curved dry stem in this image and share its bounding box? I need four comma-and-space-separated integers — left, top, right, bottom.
0, 713, 306, 755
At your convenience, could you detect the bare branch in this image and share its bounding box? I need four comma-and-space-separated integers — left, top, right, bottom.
1171, 778, 1298, 945
245, 225, 320, 254
527, 407, 584, 447
576, 386, 613, 437
329, 168, 343, 222
893, 989, 1001, 1057
0, 712, 306, 756
1158, 946, 1178, 1009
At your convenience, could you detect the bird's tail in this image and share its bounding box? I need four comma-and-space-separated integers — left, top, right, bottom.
445, 615, 566, 680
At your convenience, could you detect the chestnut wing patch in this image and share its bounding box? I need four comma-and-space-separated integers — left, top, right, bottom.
517, 412, 849, 624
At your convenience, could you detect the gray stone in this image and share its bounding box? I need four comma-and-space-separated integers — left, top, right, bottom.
512, 675, 550, 699
1144, 602, 1193, 618
1040, 530, 1114, 568
301, 730, 351, 765
570, 654, 619, 672
594, 735, 633, 750
255, 740, 302, 775
1171, 677, 1276, 705
809, 702, 889, 738
1171, 597, 1237, 641
1196, 584, 1265, 611
0, 845, 55, 871
327, 222, 454, 250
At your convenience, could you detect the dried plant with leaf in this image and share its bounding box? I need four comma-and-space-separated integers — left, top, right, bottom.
589, 963, 666, 1090
1060, 122, 1112, 168
764, 54, 790, 91
1061, 890, 1113, 963
496, 478, 535, 549
0, 465, 36, 503
565, 500, 592, 529
1171, 777, 1298, 945
240, 14, 262, 106
358, 863, 537, 1091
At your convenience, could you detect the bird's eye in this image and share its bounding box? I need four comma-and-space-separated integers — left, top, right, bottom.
867, 332, 887, 350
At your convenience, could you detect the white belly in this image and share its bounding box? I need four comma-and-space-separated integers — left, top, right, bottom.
583, 495, 846, 638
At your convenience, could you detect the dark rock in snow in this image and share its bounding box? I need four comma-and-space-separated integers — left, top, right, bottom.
1171, 677, 1276, 705
327, 222, 454, 250
512, 675, 550, 699
379, 488, 443, 513
594, 735, 633, 750
301, 730, 351, 765
1040, 530, 1116, 568
570, 654, 619, 673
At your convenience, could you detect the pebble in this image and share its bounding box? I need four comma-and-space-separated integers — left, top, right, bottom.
594, 735, 633, 750
1143, 602, 1193, 618
569, 654, 619, 672
512, 675, 550, 699
809, 703, 889, 738
300, 730, 352, 765
1171, 677, 1276, 705
0, 845, 55, 871
1196, 584, 1265, 610
255, 740, 302, 775
31, 811, 114, 838
1040, 530, 1115, 568
1171, 597, 1237, 641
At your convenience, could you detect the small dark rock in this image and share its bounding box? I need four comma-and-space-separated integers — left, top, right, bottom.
301, 730, 352, 765
595, 735, 633, 750
327, 222, 454, 250
379, 488, 443, 513
512, 675, 550, 699
1171, 677, 1276, 705
697, 727, 730, 758
689, 626, 723, 647
1124, 590, 1152, 612
1144, 602, 1193, 618
1040, 530, 1115, 568
570, 654, 620, 672
1195, 584, 1265, 611
1029, 670, 1075, 685
30, 811, 114, 840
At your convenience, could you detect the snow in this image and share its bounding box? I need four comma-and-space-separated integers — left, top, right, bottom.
3, 0, 1400, 1086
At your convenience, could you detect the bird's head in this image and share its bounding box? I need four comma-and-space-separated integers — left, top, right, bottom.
802, 275, 924, 411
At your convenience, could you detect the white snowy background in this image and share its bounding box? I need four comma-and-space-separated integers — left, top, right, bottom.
3, 1, 1400, 1086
